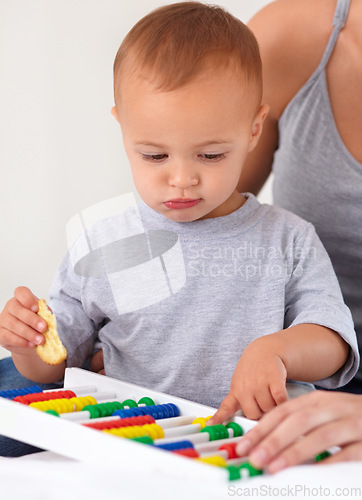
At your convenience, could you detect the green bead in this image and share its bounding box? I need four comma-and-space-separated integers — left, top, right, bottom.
122, 399, 138, 408
82, 404, 100, 418
227, 465, 241, 481
45, 410, 59, 417
238, 461, 263, 477
138, 397, 155, 406
131, 436, 154, 445
200, 424, 229, 441
315, 450, 331, 462
226, 422, 243, 437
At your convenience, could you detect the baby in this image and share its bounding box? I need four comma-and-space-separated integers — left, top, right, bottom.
0, 2, 358, 425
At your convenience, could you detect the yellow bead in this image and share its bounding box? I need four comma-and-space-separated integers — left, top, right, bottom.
192, 417, 207, 428
197, 455, 227, 467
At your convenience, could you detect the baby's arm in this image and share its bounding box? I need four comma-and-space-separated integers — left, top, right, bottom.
270, 323, 349, 382
210, 221, 357, 424
209, 323, 348, 424
0, 286, 66, 383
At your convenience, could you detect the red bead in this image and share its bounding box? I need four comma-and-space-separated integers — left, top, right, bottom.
173, 448, 199, 458
13, 390, 76, 405
219, 442, 238, 459
83, 414, 155, 430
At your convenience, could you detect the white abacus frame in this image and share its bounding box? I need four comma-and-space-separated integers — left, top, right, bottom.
0, 368, 257, 483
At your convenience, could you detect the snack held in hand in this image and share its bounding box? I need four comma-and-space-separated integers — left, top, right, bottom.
36, 299, 67, 365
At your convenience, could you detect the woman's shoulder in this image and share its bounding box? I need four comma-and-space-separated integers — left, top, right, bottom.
248, 0, 337, 119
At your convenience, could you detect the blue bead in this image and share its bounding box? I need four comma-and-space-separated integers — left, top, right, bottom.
147, 405, 163, 419
155, 440, 194, 451
0, 385, 42, 400
167, 403, 180, 417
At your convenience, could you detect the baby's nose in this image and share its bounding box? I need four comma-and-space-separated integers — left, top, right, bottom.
168, 164, 199, 188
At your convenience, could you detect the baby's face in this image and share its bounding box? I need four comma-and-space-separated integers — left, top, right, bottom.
113, 66, 267, 222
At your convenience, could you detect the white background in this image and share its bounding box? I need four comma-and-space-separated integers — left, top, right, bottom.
0, 0, 272, 359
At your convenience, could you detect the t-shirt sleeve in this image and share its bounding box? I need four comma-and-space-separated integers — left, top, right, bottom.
284, 222, 359, 388
48, 252, 99, 368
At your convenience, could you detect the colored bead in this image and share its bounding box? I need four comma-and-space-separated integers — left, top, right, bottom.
197, 455, 227, 467
112, 403, 180, 420
13, 390, 76, 405
45, 410, 59, 417
315, 451, 331, 462
69, 396, 96, 412
227, 465, 241, 481
30, 398, 75, 413
122, 399, 138, 408
131, 436, 154, 445
192, 417, 208, 429
174, 448, 199, 458
226, 461, 263, 481
154, 440, 194, 451
0, 385, 42, 400
82, 400, 123, 419
238, 461, 264, 477
219, 442, 238, 459
147, 405, 164, 419
225, 422, 243, 437
84, 415, 155, 430
137, 397, 155, 406
104, 423, 164, 440
200, 424, 229, 441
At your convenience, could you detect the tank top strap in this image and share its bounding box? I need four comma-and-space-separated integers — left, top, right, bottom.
317, 0, 351, 72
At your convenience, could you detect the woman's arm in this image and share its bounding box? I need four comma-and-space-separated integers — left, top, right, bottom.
239, 0, 336, 195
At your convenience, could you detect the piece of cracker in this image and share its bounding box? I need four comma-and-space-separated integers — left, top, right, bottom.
36, 299, 67, 365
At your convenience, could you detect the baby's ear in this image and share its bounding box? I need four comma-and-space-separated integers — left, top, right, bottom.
111, 106, 120, 123
248, 104, 269, 152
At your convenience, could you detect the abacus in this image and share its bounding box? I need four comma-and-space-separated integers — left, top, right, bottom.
0, 368, 260, 482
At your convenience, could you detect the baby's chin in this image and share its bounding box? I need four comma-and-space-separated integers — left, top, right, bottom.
160, 208, 209, 223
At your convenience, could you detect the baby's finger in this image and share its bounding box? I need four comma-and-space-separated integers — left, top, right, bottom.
242, 396, 264, 421
0, 314, 44, 346
0, 326, 37, 349
270, 382, 288, 406
254, 387, 278, 413
208, 393, 240, 425
7, 299, 47, 333
14, 286, 39, 312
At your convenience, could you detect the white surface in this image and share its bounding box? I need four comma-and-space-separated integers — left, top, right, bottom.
0, 0, 272, 312
1, 453, 361, 500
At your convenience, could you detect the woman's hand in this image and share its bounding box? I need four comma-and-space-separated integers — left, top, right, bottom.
236, 390, 362, 473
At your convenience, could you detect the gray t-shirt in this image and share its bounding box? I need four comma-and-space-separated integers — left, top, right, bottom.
49, 194, 359, 407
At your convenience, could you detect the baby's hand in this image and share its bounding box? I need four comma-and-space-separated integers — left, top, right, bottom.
0, 286, 47, 355
209, 337, 288, 424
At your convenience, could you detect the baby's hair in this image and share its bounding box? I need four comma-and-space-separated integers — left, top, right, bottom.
113, 2, 262, 106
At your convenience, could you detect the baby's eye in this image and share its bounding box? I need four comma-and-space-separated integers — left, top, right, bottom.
199, 153, 226, 162
142, 153, 168, 162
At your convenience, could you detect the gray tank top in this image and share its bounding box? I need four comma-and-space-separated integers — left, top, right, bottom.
272, 0, 362, 381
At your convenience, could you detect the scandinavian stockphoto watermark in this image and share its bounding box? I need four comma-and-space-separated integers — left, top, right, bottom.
227, 483, 362, 497
187, 241, 317, 280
